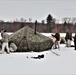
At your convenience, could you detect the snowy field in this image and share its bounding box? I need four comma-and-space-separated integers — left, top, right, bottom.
0, 33, 76, 75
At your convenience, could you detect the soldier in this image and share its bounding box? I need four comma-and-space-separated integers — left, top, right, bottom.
54, 31, 60, 49
65, 30, 72, 47
52, 30, 60, 49
1, 30, 10, 54
74, 32, 76, 50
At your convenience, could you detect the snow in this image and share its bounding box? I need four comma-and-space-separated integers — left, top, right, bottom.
0, 33, 76, 74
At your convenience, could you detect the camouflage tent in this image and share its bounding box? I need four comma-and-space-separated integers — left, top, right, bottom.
9, 26, 53, 52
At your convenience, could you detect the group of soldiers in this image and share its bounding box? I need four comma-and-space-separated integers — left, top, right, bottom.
52, 30, 76, 50
0, 28, 76, 54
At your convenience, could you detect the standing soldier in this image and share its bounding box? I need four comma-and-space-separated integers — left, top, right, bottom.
52, 30, 60, 50
1, 30, 10, 54
69, 31, 72, 47
55, 31, 60, 49
65, 30, 72, 47
74, 32, 76, 50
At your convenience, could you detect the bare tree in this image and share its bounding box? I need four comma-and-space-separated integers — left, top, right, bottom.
20, 18, 24, 23
62, 17, 68, 23
20, 18, 26, 28
71, 17, 76, 24
62, 17, 71, 23
29, 18, 32, 22
62, 17, 71, 32
67, 17, 71, 23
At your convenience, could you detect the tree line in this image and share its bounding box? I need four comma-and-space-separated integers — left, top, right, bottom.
0, 14, 76, 33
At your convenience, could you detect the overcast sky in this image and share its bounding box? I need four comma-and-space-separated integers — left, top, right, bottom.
0, 0, 76, 22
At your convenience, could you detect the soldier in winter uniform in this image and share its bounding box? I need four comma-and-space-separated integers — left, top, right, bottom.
52, 30, 60, 49
65, 30, 72, 47
54, 31, 60, 49
1, 30, 10, 54
74, 32, 76, 50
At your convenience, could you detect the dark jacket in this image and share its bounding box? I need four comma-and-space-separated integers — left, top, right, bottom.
74, 34, 76, 44
54, 33, 60, 41
65, 32, 72, 41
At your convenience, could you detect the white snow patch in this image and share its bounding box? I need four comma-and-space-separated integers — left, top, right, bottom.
0, 44, 76, 74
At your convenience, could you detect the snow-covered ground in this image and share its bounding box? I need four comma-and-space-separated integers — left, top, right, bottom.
0, 33, 76, 74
